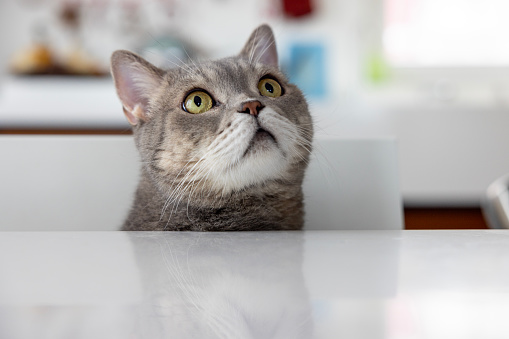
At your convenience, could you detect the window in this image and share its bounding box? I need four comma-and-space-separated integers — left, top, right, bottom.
383, 0, 509, 67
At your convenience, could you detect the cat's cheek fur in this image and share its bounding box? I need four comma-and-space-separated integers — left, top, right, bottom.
257, 108, 298, 157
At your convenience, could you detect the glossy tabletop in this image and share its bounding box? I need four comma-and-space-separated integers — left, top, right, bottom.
1, 230, 509, 339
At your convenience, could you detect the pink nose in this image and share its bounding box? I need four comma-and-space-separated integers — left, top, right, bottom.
238, 101, 264, 116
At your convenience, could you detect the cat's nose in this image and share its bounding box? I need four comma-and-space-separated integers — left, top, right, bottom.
238, 100, 264, 116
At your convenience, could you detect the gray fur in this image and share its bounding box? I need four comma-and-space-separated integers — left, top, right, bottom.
111, 25, 313, 231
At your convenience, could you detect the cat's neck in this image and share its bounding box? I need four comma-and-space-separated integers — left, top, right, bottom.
122, 169, 304, 231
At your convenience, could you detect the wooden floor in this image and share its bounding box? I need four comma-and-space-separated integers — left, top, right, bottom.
404, 207, 488, 229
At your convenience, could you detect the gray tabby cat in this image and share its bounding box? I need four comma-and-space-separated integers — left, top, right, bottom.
111, 25, 313, 231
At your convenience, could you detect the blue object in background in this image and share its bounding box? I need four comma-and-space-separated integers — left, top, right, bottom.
286, 43, 326, 98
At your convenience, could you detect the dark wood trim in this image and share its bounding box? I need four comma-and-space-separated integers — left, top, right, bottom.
404, 207, 488, 229
0, 129, 132, 135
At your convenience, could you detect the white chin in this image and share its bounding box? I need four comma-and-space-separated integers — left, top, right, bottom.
231, 149, 287, 190
211, 141, 287, 194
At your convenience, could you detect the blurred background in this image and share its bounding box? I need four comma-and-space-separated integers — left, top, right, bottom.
1, 0, 509, 228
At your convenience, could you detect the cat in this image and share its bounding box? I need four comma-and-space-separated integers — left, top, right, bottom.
111, 24, 313, 231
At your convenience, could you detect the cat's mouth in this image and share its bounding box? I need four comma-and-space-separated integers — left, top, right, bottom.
243, 128, 277, 157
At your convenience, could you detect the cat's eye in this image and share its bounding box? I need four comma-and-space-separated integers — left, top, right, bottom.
258, 78, 283, 98
183, 90, 214, 114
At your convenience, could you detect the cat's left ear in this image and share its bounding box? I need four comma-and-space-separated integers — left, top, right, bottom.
239, 24, 278, 68
110, 50, 164, 125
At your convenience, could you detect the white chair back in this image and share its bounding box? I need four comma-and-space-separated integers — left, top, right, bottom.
0, 136, 403, 231
303, 138, 403, 230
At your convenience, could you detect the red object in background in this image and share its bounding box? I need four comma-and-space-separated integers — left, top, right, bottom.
282, 0, 313, 17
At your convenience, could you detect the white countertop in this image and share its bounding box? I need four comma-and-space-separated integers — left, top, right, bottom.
1, 230, 509, 339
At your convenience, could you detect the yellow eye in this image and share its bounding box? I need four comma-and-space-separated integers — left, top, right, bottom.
258, 78, 282, 98
183, 91, 214, 114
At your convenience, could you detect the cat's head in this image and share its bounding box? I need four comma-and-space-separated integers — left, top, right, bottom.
111, 25, 313, 197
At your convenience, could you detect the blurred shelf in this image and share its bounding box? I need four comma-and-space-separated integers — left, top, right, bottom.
0, 76, 129, 129
0, 128, 132, 135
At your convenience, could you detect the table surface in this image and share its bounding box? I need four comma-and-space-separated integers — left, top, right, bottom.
1, 230, 509, 339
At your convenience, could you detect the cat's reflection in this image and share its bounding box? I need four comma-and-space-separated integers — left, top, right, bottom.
128, 232, 314, 339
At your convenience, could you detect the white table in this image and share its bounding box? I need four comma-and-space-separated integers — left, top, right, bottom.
1, 230, 509, 339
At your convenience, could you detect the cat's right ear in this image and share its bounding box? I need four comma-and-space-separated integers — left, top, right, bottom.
110, 50, 164, 125
240, 24, 278, 68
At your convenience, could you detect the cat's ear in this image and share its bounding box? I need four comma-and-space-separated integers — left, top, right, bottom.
110, 50, 164, 125
240, 24, 278, 68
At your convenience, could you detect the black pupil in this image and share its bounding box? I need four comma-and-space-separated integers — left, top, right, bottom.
194, 95, 202, 107
265, 82, 274, 93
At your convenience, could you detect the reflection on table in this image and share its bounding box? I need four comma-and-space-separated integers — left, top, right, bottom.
1, 230, 509, 339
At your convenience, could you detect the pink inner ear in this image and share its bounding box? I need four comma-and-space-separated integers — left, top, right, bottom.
243, 26, 279, 68
115, 63, 147, 112
114, 65, 147, 126
257, 47, 278, 68
123, 106, 139, 125
111, 52, 163, 125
